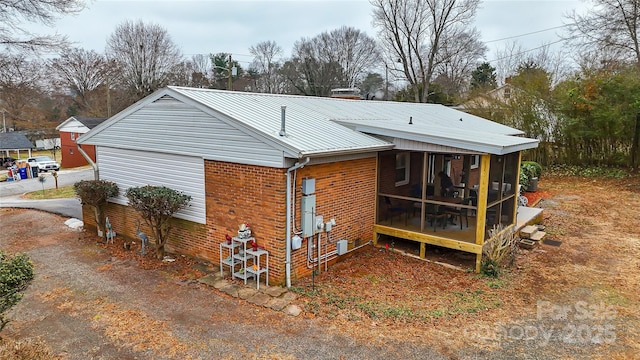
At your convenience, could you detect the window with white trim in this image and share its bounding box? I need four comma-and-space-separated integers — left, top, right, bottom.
395, 152, 410, 186
470, 155, 480, 169
70, 132, 76, 140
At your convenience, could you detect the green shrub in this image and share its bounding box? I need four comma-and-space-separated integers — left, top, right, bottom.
0, 252, 34, 333
125, 185, 191, 260
74, 180, 119, 239
519, 161, 542, 190
524, 161, 542, 178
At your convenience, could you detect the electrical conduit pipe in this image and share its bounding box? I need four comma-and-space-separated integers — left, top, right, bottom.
286, 157, 310, 288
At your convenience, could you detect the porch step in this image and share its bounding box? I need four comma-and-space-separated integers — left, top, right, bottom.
530, 231, 546, 242
519, 225, 539, 239
519, 239, 537, 250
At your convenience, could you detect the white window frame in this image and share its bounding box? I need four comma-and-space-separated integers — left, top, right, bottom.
395, 152, 410, 187
470, 155, 480, 169
70, 132, 76, 141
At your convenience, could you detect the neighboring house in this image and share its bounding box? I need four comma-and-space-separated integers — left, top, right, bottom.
77, 86, 539, 286
56, 116, 108, 168
36, 138, 61, 150
460, 83, 557, 142
459, 83, 521, 115
0, 131, 35, 158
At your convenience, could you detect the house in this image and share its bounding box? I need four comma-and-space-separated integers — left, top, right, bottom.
56, 116, 108, 168
77, 86, 539, 286
0, 131, 35, 158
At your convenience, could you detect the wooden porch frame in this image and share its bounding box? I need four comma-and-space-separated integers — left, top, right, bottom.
373, 152, 519, 273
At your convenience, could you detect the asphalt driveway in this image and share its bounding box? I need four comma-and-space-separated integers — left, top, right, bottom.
0, 167, 92, 219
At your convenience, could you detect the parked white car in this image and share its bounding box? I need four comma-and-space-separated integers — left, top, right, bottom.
27, 156, 60, 172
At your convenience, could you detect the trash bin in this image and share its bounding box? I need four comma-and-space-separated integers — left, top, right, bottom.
19, 167, 28, 179
31, 166, 38, 178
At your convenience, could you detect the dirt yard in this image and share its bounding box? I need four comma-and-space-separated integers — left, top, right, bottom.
1, 174, 639, 359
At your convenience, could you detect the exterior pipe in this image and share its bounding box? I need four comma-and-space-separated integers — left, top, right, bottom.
279, 106, 287, 136
76, 145, 99, 180
285, 156, 310, 288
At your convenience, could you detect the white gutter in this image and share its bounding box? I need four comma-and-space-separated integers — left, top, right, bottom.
76, 145, 99, 180
285, 157, 310, 288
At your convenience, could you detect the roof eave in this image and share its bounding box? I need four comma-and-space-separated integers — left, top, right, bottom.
348, 124, 538, 155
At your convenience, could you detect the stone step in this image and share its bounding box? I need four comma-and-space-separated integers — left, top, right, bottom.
530, 231, 546, 242
520, 225, 539, 239
519, 238, 537, 250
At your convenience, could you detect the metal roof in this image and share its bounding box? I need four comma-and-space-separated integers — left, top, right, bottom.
0, 132, 35, 150
79, 86, 538, 159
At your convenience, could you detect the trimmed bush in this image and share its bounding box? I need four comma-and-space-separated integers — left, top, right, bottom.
74, 180, 119, 239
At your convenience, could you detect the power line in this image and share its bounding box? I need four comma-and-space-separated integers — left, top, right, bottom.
488, 37, 570, 63
484, 24, 570, 44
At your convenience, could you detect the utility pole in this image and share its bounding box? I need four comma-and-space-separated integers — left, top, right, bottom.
1, 108, 6, 133
228, 54, 233, 91
384, 65, 388, 101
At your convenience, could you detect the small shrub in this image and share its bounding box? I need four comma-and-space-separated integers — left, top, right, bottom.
125, 185, 191, 260
0, 252, 35, 333
74, 180, 119, 239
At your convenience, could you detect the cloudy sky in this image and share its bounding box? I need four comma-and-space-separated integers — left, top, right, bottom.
35, 0, 591, 66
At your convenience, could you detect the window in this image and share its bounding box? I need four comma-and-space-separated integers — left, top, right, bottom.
395, 152, 410, 186
503, 87, 511, 100
70, 132, 76, 140
470, 155, 480, 169
69, 148, 74, 155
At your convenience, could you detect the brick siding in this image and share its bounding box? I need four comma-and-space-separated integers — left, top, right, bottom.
82, 156, 377, 286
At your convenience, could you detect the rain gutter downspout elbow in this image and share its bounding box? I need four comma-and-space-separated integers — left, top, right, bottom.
76, 144, 99, 180
286, 157, 310, 288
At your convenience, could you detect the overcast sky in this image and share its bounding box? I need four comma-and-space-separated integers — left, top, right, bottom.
36, 0, 590, 67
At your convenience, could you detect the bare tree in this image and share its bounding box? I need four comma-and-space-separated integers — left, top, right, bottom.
49, 48, 111, 112
433, 27, 487, 100
249, 41, 284, 93
106, 20, 183, 98
0, 55, 47, 129
285, 38, 346, 96
0, 0, 85, 53
314, 26, 381, 87
565, 0, 640, 68
372, 0, 481, 103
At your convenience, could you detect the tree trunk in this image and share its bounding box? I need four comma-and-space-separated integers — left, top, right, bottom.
93, 206, 105, 240
631, 111, 640, 169
156, 243, 165, 260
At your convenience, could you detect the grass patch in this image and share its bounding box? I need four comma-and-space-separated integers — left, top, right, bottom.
22, 185, 76, 200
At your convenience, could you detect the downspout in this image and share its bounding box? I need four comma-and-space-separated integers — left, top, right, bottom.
77, 144, 99, 180
286, 157, 310, 288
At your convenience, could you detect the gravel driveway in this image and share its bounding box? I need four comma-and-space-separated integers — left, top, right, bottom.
1, 208, 444, 360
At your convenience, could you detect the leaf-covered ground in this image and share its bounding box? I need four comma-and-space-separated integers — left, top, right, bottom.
1, 174, 639, 359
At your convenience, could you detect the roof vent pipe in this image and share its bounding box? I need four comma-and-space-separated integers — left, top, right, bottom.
279, 106, 287, 136
409, 116, 413, 125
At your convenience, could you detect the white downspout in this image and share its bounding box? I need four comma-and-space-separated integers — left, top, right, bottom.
76, 144, 99, 180
286, 157, 310, 288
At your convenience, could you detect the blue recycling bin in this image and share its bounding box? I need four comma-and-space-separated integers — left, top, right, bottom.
19, 167, 28, 179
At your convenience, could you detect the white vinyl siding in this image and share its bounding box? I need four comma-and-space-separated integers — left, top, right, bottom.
97, 147, 206, 224
88, 100, 285, 168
